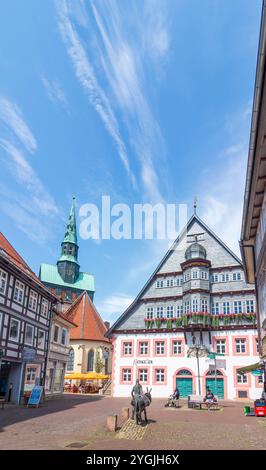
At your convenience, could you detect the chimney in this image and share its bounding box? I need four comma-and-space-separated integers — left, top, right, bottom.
104, 321, 110, 331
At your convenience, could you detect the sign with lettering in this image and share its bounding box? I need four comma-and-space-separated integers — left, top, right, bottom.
27, 386, 43, 407
133, 359, 153, 365
22, 347, 36, 362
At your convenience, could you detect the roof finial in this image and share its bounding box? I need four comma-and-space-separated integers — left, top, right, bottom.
193, 196, 198, 215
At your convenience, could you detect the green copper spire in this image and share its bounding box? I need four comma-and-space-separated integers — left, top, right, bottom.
63, 197, 77, 245
57, 197, 80, 284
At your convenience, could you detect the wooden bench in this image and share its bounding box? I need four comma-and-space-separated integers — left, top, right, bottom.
188, 394, 219, 410
188, 394, 205, 409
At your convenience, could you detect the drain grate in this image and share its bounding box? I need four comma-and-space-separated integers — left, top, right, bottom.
66, 441, 88, 448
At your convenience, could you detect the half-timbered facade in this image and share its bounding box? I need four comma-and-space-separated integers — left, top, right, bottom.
107, 214, 261, 400
0, 232, 56, 403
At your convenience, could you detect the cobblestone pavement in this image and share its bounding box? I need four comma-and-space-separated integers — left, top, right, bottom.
0, 394, 266, 450
117, 419, 147, 440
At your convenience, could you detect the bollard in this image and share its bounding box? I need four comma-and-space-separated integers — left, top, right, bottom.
107, 414, 118, 432
121, 407, 129, 421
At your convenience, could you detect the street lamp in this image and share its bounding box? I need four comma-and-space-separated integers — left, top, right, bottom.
187, 340, 209, 395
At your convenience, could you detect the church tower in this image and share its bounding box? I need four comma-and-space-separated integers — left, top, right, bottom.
57, 198, 80, 284
39, 198, 94, 308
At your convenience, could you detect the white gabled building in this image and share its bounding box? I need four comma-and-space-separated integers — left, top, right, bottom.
107, 214, 261, 400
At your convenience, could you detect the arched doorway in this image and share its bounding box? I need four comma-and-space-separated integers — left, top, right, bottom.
87, 349, 94, 372
205, 369, 224, 399
176, 369, 193, 397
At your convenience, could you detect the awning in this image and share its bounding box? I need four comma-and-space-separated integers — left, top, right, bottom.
236, 362, 264, 375
64, 372, 110, 380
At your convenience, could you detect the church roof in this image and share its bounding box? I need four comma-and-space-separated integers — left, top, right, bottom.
65, 291, 110, 343
63, 197, 78, 245
0, 232, 56, 300
39, 263, 94, 292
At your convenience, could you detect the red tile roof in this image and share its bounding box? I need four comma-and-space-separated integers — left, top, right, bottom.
65, 291, 110, 343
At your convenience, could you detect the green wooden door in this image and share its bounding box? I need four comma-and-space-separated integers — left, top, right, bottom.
206, 378, 224, 399
176, 377, 193, 397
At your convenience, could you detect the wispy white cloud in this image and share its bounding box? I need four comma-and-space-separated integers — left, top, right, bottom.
0, 139, 58, 217
90, 0, 169, 202
96, 293, 134, 323
56, 0, 136, 188
56, 0, 171, 202
0, 97, 59, 244
0, 97, 37, 153
41, 76, 69, 111
199, 104, 251, 255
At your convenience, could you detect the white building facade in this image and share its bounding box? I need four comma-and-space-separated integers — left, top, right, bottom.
45, 308, 76, 397
108, 215, 261, 400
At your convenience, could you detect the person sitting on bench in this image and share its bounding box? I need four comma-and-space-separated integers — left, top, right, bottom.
204, 388, 214, 406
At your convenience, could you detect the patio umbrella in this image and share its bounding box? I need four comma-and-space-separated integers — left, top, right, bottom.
64, 372, 110, 380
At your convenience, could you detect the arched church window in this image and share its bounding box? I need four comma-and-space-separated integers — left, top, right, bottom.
87, 349, 94, 372
67, 348, 74, 371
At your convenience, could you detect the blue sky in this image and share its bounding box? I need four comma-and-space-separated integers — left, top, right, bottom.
0, 0, 262, 322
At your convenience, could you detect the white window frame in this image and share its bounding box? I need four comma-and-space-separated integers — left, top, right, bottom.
37, 329, 45, 349
13, 280, 25, 304
237, 373, 247, 384
156, 279, 164, 288
139, 341, 148, 355
139, 369, 148, 382
216, 339, 226, 354
234, 301, 242, 314
155, 368, 165, 382
9, 318, 20, 342
201, 299, 208, 312
166, 278, 174, 287
172, 340, 182, 355
0, 268, 7, 295
41, 298, 49, 317
192, 299, 198, 313
235, 338, 246, 353
122, 368, 132, 382
53, 325, 59, 343
61, 328, 67, 346
155, 341, 165, 355
246, 300, 254, 313
222, 302, 230, 314
146, 307, 154, 319
184, 300, 190, 313
156, 306, 164, 318
211, 302, 219, 315
176, 304, 183, 317
25, 324, 34, 346
166, 305, 174, 318
123, 342, 132, 355
28, 290, 38, 311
